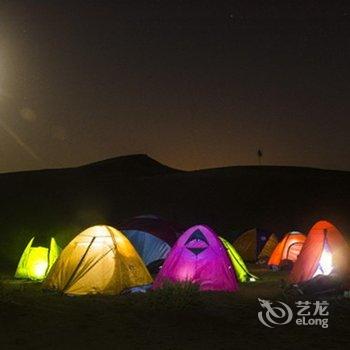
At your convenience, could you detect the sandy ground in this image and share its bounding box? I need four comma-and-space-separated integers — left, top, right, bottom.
0, 265, 349, 349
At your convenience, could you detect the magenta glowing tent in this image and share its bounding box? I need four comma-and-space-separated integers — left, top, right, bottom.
153, 225, 238, 292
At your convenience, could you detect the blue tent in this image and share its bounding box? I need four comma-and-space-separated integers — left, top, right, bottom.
122, 229, 171, 266
120, 215, 181, 272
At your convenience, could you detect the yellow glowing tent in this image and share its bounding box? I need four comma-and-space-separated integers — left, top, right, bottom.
15, 237, 61, 281
234, 228, 278, 262
258, 234, 279, 261
43, 225, 152, 295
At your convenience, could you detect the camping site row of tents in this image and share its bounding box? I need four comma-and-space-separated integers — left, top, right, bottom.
14, 216, 350, 295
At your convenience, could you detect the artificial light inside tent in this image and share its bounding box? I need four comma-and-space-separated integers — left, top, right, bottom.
26, 247, 49, 280
15, 237, 61, 281
313, 244, 333, 277
33, 261, 49, 279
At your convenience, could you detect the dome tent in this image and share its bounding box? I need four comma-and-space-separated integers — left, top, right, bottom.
43, 225, 152, 295
234, 228, 278, 262
153, 225, 238, 292
219, 237, 258, 282
268, 231, 306, 269
289, 220, 350, 284
258, 233, 279, 262
15, 237, 61, 281
120, 215, 180, 272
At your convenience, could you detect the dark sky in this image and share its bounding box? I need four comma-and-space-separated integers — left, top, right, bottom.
0, 1, 350, 172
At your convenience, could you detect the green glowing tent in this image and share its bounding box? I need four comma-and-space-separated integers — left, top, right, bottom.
15, 237, 61, 281
219, 237, 258, 282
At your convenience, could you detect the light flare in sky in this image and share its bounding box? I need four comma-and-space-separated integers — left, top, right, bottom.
0, 118, 44, 166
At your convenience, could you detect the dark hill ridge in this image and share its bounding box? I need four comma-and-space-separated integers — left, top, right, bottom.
0, 154, 349, 267
78, 154, 180, 176
0, 154, 179, 180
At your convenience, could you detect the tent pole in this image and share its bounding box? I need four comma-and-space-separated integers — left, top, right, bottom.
106, 226, 122, 290
45, 238, 53, 277
62, 236, 96, 293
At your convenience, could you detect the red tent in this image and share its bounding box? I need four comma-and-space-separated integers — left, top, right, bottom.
289, 220, 350, 283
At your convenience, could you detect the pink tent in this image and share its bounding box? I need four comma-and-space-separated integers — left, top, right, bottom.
153, 225, 238, 292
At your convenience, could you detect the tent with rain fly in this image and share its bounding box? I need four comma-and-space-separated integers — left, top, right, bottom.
153, 225, 238, 292
120, 215, 180, 273
15, 237, 61, 281
234, 228, 278, 262
289, 221, 350, 284
268, 231, 306, 268
219, 237, 258, 282
43, 225, 152, 295
258, 234, 279, 262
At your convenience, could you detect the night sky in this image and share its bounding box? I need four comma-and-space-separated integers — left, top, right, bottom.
1, 1, 350, 172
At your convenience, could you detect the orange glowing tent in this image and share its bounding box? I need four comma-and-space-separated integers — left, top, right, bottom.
268, 231, 306, 268
289, 220, 350, 284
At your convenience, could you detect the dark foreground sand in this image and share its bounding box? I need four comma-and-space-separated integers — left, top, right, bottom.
0, 266, 349, 349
